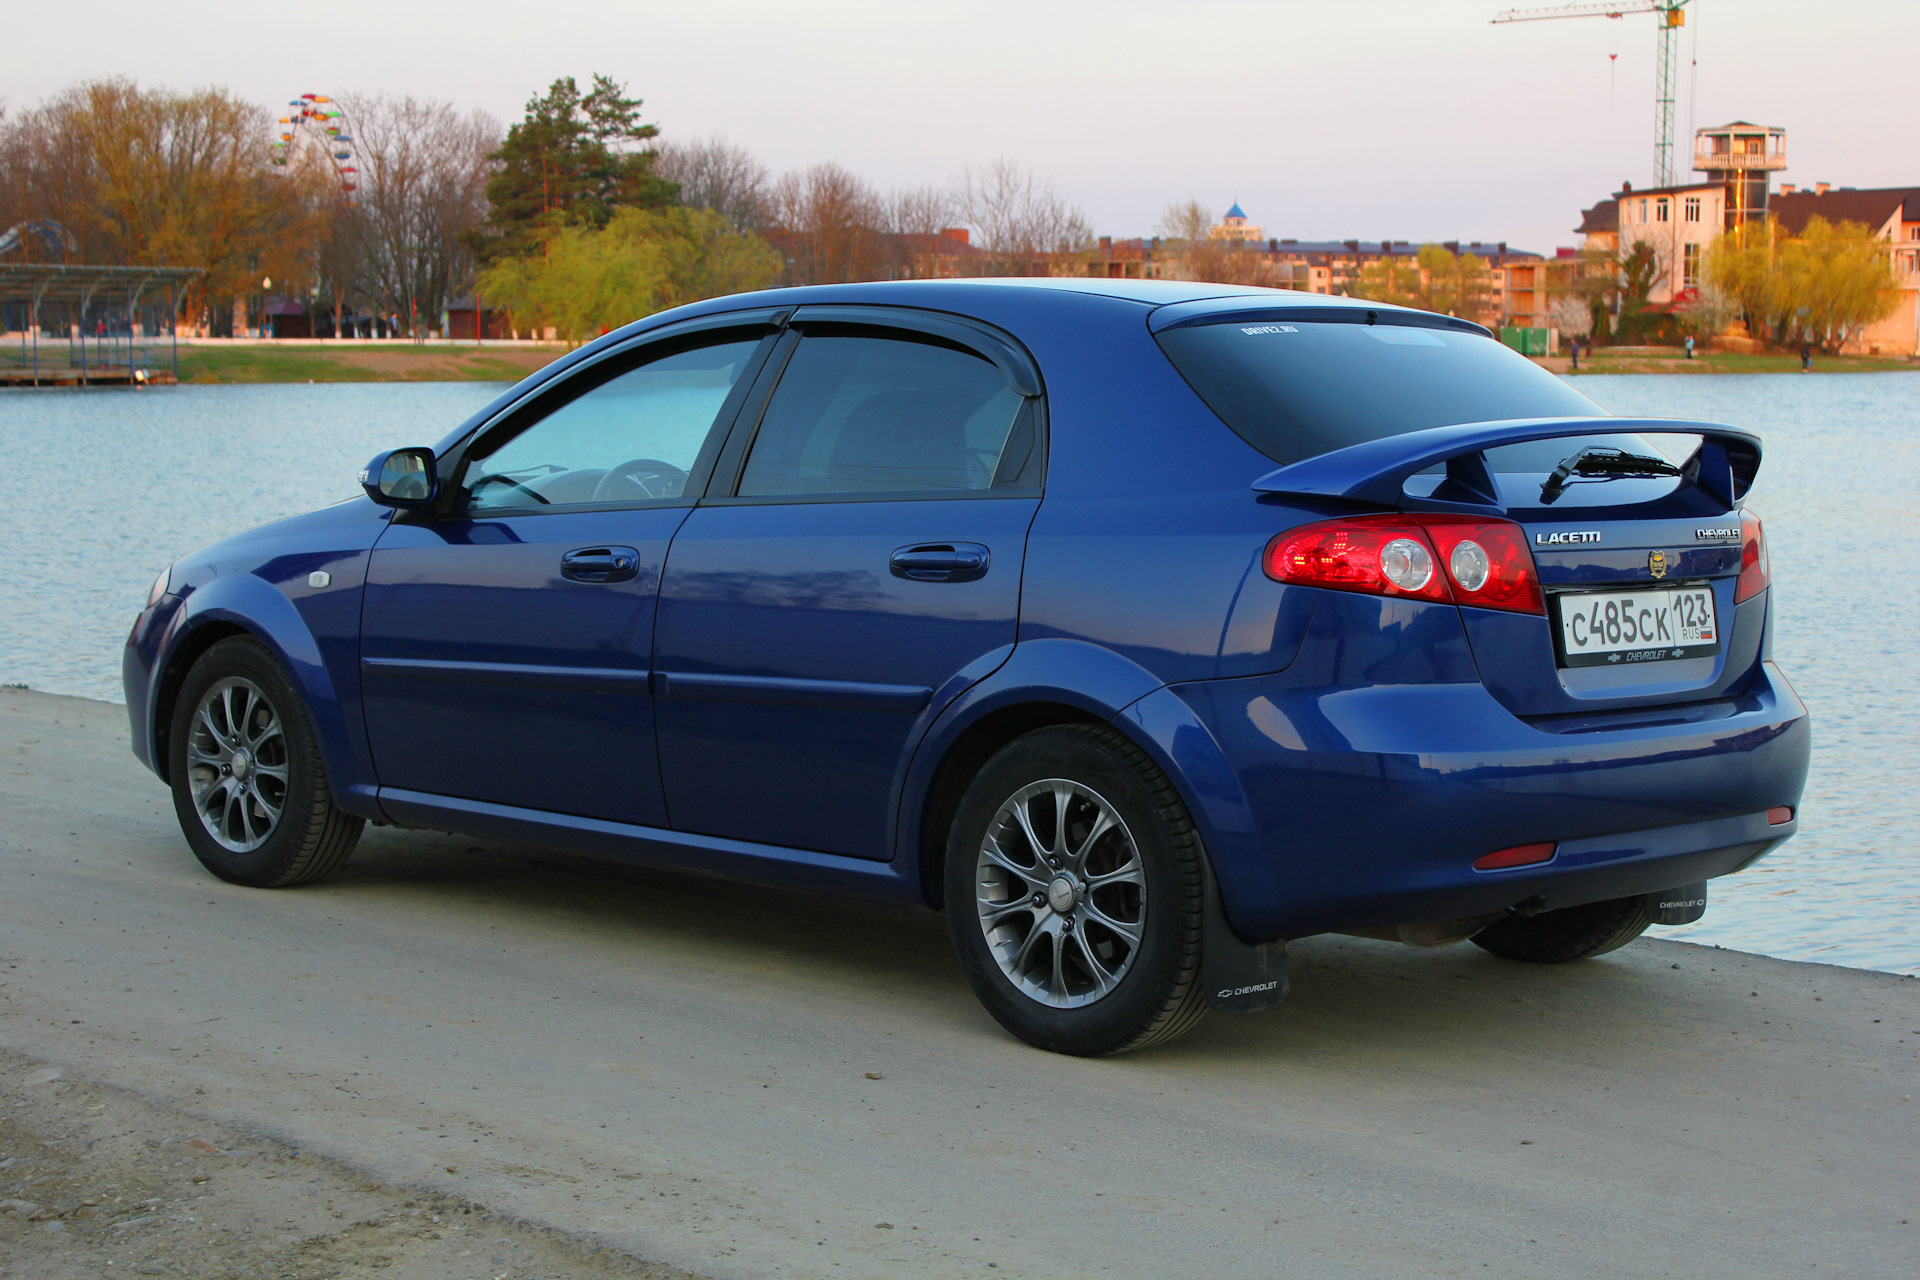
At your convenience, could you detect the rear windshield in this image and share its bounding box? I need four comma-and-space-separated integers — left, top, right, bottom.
1154, 318, 1604, 466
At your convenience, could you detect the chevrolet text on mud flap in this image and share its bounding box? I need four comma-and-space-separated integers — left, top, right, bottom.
1535, 530, 1603, 545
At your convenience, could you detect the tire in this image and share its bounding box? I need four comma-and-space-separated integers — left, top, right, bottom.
944, 724, 1208, 1056
1470, 894, 1654, 964
167, 636, 362, 888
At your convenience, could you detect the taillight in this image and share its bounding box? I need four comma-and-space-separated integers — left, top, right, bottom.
1734, 509, 1770, 603
1264, 514, 1544, 614
1416, 517, 1545, 615
1264, 516, 1450, 603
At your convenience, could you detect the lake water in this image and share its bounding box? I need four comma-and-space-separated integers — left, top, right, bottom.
2, 374, 1916, 975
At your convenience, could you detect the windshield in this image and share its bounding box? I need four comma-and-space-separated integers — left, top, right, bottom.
1154, 318, 1605, 466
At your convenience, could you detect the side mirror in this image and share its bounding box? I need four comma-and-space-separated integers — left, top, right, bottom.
359, 448, 439, 508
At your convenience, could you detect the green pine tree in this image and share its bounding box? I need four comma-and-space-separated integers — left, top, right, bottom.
471, 74, 678, 263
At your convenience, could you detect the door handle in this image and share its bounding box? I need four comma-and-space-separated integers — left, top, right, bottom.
561, 545, 641, 584
890, 542, 989, 582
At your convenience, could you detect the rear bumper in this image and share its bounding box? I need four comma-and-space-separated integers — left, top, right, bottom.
1170, 660, 1810, 941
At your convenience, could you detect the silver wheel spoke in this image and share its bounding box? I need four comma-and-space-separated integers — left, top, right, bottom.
1048, 782, 1075, 859
1010, 797, 1049, 865
1070, 928, 1119, 996
980, 838, 1049, 891
979, 896, 1040, 930
1069, 807, 1118, 869
1080, 898, 1144, 946
1082, 857, 1145, 891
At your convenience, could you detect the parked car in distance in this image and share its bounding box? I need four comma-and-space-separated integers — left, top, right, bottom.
124, 279, 1809, 1055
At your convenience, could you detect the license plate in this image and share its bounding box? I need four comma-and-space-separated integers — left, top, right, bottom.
1554, 585, 1719, 667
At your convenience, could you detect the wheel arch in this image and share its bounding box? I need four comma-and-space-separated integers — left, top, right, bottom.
149, 576, 356, 811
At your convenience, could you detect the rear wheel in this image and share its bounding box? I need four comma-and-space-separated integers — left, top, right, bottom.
1470, 894, 1653, 964
944, 724, 1208, 1056
168, 636, 362, 887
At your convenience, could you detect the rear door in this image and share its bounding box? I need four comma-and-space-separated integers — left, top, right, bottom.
360, 321, 777, 824
652, 309, 1045, 861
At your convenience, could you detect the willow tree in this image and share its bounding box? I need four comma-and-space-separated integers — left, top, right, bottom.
1707, 216, 1898, 352
478, 205, 779, 343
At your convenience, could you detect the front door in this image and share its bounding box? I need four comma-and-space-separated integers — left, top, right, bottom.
361, 330, 772, 826
654, 316, 1045, 860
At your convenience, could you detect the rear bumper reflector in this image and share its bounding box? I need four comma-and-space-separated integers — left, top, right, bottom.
1767, 806, 1794, 826
1472, 842, 1558, 871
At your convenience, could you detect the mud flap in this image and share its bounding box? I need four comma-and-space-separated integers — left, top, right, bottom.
1649, 881, 1708, 925
1201, 861, 1289, 1014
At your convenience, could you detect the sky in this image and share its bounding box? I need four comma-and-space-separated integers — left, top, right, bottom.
4, 0, 1914, 256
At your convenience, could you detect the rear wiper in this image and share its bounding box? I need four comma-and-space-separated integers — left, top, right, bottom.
1540, 446, 1682, 504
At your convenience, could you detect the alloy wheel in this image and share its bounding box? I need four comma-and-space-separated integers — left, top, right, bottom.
185, 677, 289, 853
975, 778, 1147, 1008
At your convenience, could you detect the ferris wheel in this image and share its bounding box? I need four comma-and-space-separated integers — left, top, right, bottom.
269, 94, 359, 200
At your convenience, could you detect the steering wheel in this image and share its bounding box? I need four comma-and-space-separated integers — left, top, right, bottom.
468, 473, 551, 505
593, 457, 688, 502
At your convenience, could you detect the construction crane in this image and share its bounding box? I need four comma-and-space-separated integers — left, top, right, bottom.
1493, 1, 1691, 188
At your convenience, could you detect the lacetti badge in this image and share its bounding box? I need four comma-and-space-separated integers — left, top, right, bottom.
1534, 530, 1602, 546
1648, 550, 1669, 579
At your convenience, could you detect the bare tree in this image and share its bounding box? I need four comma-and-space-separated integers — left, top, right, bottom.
657, 135, 770, 233
334, 93, 499, 335
885, 183, 959, 279
767, 162, 886, 285
1155, 197, 1277, 287
958, 159, 1090, 275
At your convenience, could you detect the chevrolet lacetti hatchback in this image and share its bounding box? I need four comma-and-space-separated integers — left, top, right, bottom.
123, 280, 1809, 1055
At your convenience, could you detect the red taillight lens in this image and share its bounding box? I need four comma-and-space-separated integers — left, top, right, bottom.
1264, 516, 1451, 603
1264, 514, 1544, 614
1767, 806, 1794, 826
1734, 509, 1771, 603
1417, 517, 1546, 615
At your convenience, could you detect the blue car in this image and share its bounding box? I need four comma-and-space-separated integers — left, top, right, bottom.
123, 280, 1808, 1055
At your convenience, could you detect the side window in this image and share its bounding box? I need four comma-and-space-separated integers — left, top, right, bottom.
464, 339, 760, 510
737, 333, 1032, 498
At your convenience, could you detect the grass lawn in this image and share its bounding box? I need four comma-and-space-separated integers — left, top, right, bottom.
174, 343, 564, 384
1543, 350, 1919, 376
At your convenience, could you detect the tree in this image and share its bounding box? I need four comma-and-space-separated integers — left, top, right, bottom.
658, 136, 770, 233
471, 74, 676, 264
477, 205, 779, 343
766, 162, 887, 285
325, 94, 499, 336
0, 78, 320, 332
958, 159, 1090, 275
1548, 292, 1593, 342
886, 183, 959, 280
1672, 284, 1736, 343
1349, 253, 1424, 309
1154, 199, 1278, 286
1705, 216, 1897, 352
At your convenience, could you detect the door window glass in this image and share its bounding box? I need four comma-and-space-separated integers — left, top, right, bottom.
465, 340, 759, 510
738, 334, 1028, 497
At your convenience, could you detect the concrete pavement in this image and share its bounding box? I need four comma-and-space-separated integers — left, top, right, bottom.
1, 687, 1914, 1279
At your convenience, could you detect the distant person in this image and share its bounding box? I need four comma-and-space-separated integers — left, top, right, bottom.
1801, 343, 1812, 373
1685, 335, 1694, 360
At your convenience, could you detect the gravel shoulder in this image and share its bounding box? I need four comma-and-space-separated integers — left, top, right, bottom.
0, 1045, 699, 1279
1, 687, 1915, 1279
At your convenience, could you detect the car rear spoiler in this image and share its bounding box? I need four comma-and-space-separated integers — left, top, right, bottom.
1248, 417, 1762, 514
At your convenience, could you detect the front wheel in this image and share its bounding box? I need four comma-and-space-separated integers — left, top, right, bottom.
944, 724, 1208, 1056
168, 636, 362, 887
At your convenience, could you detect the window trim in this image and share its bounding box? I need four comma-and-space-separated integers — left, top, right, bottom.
421, 309, 789, 522
701, 307, 1049, 507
